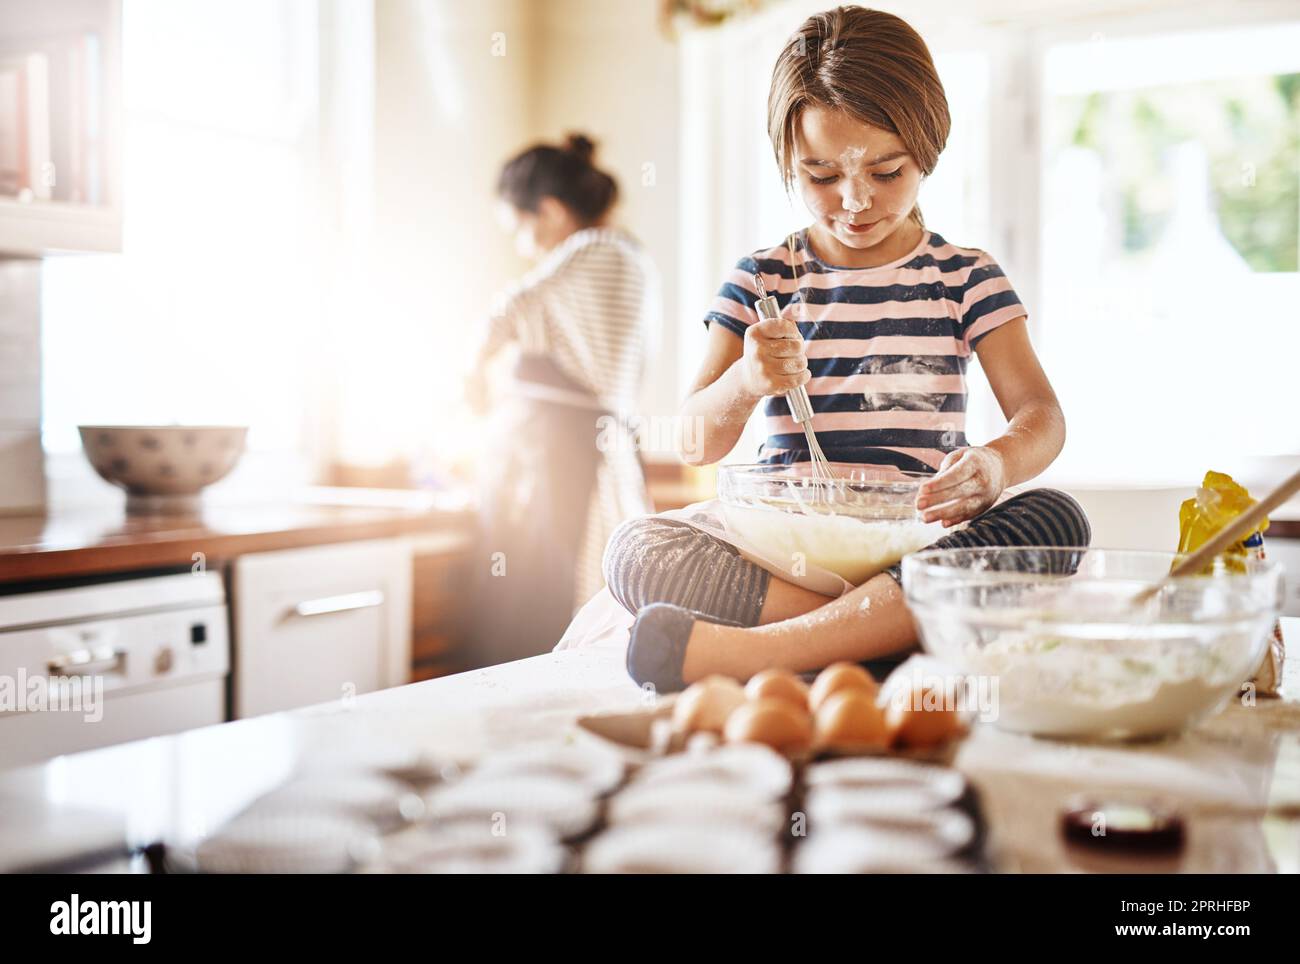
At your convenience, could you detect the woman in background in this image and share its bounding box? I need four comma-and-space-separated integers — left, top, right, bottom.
466, 134, 658, 665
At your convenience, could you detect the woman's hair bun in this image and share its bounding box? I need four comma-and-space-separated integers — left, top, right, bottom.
565, 133, 596, 162
498, 132, 618, 225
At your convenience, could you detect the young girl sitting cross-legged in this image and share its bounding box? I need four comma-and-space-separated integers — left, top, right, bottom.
599, 6, 1090, 691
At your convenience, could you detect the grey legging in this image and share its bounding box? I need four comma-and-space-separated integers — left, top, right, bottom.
603, 488, 1092, 626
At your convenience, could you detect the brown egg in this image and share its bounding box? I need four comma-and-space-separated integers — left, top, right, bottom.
808, 663, 879, 713
885, 684, 965, 748
723, 699, 813, 753
672, 676, 746, 735
813, 690, 890, 749
744, 669, 810, 712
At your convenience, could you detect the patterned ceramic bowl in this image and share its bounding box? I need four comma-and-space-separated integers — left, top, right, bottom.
78, 425, 248, 514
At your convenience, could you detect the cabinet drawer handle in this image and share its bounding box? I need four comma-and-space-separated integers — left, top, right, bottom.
48, 646, 126, 676
289, 590, 385, 619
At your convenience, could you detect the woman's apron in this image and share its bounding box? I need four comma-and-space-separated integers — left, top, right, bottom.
469, 355, 646, 667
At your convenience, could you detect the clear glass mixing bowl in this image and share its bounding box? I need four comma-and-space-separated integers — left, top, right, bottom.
717, 463, 943, 584
901, 547, 1285, 741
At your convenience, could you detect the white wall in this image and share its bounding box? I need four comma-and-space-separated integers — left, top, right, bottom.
531, 0, 682, 442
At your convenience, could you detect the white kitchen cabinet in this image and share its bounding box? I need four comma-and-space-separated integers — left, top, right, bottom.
0, 0, 123, 255
231, 538, 412, 718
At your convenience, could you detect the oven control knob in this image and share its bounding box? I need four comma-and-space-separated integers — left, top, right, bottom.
154, 646, 175, 675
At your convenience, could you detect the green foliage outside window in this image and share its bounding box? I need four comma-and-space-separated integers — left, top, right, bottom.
1054, 73, 1299, 272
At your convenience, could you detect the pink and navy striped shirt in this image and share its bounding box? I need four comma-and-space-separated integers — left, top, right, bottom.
704, 229, 1026, 474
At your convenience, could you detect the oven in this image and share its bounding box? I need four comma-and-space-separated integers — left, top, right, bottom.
0, 571, 230, 769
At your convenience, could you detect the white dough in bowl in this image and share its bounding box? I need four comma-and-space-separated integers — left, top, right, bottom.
722, 502, 942, 585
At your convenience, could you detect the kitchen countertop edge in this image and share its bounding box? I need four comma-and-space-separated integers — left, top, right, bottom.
0, 500, 477, 584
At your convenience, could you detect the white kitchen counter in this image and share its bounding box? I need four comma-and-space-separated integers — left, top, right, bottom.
1, 619, 1297, 873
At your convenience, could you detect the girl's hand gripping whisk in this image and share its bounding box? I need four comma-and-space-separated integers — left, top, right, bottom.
751, 274, 834, 487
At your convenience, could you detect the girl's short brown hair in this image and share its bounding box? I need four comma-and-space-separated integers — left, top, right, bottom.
768, 6, 950, 223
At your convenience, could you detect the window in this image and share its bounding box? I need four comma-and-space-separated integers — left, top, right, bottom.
1037, 20, 1300, 483
40, 0, 322, 466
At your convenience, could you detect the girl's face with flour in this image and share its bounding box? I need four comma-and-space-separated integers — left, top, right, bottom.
793, 106, 924, 265
767, 9, 951, 267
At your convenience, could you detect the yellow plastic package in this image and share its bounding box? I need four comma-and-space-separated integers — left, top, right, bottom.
1177, 471, 1285, 696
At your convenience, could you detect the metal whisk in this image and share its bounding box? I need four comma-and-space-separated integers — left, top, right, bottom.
753, 273, 836, 501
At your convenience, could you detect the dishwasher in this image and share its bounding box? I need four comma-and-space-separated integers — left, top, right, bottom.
0, 571, 230, 770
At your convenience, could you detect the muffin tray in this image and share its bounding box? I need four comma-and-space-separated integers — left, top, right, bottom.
164, 737, 990, 874
561, 750, 991, 874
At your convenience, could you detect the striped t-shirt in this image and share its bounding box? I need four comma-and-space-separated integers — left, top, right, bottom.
704, 229, 1026, 474
485, 227, 658, 413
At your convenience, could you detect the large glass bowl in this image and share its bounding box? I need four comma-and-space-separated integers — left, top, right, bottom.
717, 463, 944, 585
901, 547, 1285, 741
